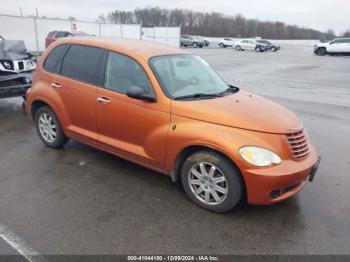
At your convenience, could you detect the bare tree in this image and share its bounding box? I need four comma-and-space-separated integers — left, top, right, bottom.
343, 30, 350, 37
105, 7, 337, 40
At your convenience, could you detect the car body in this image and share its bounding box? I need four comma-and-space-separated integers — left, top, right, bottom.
180, 35, 204, 48
25, 37, 320, 212
219, 38, 234, 48
314, 38, 350, 55
45, 31, 90, 49
257, 40, 280, 52
0, 37, 36, 99
235, 39, 267, 52
196, 36, 210, 47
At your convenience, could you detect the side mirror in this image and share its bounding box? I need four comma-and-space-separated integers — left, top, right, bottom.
126, 86, 156, 102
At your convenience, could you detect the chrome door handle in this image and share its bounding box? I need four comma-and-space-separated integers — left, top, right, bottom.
96, 97, 111, 103
51, 83, 61, 88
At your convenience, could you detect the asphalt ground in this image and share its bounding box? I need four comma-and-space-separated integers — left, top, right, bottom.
0, 45, 349, 257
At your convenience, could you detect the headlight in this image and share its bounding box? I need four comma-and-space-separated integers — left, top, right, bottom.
239, 146, 282, 167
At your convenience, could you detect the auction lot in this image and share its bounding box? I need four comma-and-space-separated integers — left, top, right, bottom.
0, 45, 350, 256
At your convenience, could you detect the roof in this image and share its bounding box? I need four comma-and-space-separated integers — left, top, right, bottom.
55, 37, 189, 61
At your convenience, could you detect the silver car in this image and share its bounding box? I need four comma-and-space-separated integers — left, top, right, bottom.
180, 35, 204, 48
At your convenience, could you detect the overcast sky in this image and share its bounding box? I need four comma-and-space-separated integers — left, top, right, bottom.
2, 0, 350, 34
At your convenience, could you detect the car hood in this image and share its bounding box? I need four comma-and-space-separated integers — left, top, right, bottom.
315, 42, 328, 47
0, 40, 29, 60
171, 90, 301, 134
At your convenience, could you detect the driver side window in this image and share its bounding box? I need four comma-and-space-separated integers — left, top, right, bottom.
104, 51, 152, 94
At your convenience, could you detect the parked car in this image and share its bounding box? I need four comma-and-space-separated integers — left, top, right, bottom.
257, 39, 280, 52
314, 38, 350, 55
25, 37, 320, 213
218, 38, 234, 48
235, 39, 267, 52
180, 35, 204, 48
0, 37, 36, 99
196, 36, 210, 47
45, 31, 90, 48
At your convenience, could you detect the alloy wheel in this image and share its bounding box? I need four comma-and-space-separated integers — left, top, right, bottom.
188, 162, 228, 205
38, 112, 57, 143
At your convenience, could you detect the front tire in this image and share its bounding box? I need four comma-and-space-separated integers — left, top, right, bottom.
181, 151, 243, 213
271, 47, 277, 52
35, 106, 69, 148
193, 42, 198, 48
236, 45, 241, 51
255, 46, 262, 52
316, 47, 327, 56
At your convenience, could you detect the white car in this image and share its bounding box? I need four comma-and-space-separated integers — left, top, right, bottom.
218, 38, 234, 48
234, 39, 267, 52
314, 38, 350, 55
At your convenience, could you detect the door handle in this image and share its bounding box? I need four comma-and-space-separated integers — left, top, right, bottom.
96, 97, 111, 103
51, 82, 61, 88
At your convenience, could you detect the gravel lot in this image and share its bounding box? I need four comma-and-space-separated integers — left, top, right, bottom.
0, 45, 349, 256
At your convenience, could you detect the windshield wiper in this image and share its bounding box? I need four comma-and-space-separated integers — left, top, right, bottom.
219, 85, 239, 95
174, 93, 223, 100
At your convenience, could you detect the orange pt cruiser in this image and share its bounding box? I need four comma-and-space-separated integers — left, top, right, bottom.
25, 37, 320, 212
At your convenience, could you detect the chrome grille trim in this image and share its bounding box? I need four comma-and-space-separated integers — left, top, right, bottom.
286, 128, 310, 160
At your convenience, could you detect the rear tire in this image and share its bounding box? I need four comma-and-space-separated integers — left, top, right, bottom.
255, 46, 262, 52
316, 47, 327, 56
181, 151, 243, 213
35, 106, 69, 148
193, 42, 198, 48
219, 43, 224, 48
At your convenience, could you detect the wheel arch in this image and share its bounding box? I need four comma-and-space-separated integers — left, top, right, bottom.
171, 145, 241, 180
316, 46, 327, 55
30, 98, 67, 130
170, 144, 247, 201
31, 99, 51, 120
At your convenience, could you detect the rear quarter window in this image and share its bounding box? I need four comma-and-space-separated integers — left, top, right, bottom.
43, 44, 68, 73
61, 44, 105, 85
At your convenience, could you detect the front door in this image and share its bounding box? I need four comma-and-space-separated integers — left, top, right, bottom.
328, 40, 343, 53
96, 51, 170, 171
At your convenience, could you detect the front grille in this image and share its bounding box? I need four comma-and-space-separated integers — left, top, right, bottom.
286, 128, 310, 160
18, 61, 24, 71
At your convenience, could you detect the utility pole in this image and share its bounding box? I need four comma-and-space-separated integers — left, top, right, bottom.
35, 7, 39, 17
20, 8, 23, 16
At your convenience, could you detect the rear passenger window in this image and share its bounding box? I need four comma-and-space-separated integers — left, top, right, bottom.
104, 51, 152, 94
55, 32, 69, 38
43, 44, 67, 73
61, 45, 104, 85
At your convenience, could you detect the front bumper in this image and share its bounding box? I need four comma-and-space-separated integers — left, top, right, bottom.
242, 145, 320, 205
0, 72, 33, 98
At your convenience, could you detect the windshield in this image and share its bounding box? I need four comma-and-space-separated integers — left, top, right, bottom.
150, 55, 233, 99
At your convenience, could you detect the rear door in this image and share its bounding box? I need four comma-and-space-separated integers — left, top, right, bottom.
182, 36, 191, 45
96, 51, 170, 170
54, 44, 105, 143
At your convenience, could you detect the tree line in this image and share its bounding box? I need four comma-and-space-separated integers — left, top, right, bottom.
98, 7, 345, 40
